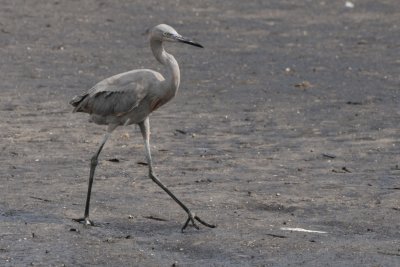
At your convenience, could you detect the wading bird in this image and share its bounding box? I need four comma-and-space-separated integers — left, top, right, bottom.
70, 24, 215, 231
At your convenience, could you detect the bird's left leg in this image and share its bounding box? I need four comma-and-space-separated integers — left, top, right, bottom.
139, 117, 215, 232
74, 124, 117, 226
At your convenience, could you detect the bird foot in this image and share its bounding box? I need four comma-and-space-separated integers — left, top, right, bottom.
73, 217, 94, 226
181, 212, 216, 232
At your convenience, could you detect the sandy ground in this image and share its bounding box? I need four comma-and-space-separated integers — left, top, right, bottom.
0, 0, 399, 266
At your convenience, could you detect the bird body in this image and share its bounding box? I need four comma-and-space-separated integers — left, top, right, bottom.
71, 24, 214, 231
71, 69, 167, 125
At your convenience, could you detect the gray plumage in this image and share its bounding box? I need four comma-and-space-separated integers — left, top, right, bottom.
71, 24, 215, 231
71, 69, 160, 125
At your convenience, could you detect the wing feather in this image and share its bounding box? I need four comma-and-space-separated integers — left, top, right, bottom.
71, 69, 164, 116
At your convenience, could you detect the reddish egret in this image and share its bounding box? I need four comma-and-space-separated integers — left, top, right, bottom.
70, 24, 215, 231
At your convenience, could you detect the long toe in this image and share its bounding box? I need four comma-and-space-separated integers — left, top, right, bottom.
181, 217, 199, 232
195, 215, 216, 228
73, 217, 94, 226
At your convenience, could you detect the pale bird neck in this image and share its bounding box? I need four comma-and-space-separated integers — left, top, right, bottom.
150, 39, 181, 91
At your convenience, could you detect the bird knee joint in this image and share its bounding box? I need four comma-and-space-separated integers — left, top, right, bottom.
90, 157, 98, 166
149, 169, 155, 177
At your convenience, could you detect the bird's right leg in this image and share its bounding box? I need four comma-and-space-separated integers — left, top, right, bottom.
74, 125, 116, 226
139, 118, 215, 232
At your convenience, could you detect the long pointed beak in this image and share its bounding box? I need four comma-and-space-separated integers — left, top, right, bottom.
175, 35, 204, 48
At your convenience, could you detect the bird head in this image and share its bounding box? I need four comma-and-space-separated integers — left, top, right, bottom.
151, 24, 203, 48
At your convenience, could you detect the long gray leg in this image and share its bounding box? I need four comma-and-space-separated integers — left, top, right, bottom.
139, 117, 215, 231
74, 125, 117, 226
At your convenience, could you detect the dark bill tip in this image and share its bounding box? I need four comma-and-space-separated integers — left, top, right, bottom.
176, 36, 204, 48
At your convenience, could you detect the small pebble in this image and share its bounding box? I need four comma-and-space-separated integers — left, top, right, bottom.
345, 1, 354, 8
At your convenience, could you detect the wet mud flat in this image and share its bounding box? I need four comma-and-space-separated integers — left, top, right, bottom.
0, 0, 399, 266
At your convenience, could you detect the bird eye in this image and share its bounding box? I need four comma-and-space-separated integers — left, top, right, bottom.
163, 32, 172, 37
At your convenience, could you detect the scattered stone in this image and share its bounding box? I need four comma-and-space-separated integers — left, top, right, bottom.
345, 1, 354, 8
294, 81, 313, 89
322, 153, 336, 159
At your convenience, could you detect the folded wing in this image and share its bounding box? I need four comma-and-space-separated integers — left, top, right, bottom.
70, 70, 163, 117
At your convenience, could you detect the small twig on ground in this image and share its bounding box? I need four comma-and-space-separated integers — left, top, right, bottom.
143, 215, 168, 222
29, 196, 51, 202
